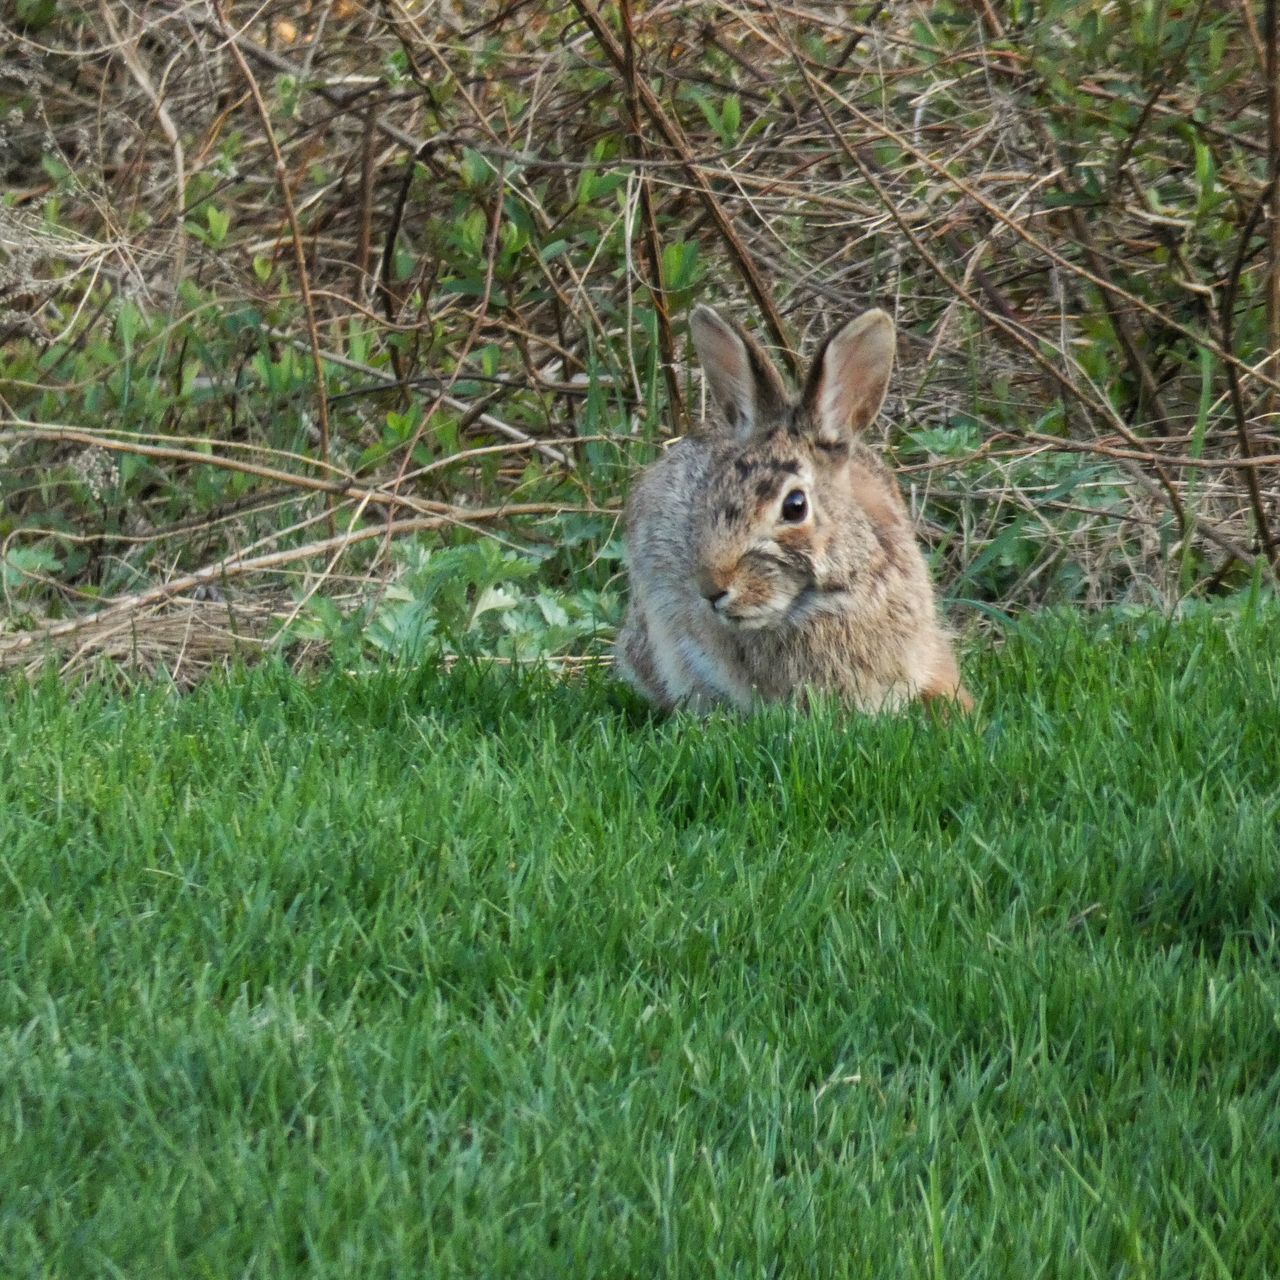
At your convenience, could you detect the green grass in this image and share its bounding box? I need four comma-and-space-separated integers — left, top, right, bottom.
3, 609, 1279, 1278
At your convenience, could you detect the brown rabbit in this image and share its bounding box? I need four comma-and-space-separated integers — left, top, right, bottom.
616, 304, 971, 714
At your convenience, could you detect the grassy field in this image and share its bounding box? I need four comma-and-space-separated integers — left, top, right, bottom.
3, 609, 1279, 1278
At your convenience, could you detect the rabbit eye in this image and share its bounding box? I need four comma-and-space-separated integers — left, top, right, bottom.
780, 489, 808, 523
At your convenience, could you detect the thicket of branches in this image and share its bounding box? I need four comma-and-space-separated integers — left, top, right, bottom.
2, 0, 1278, 678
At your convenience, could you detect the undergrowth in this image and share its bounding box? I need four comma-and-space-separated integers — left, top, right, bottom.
2, 1, 1278, 679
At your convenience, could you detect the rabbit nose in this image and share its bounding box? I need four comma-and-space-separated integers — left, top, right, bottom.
697, 567, 728, 606
701, 573, 732, 611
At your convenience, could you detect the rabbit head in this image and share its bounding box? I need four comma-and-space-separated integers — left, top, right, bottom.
686, 305, 901, 632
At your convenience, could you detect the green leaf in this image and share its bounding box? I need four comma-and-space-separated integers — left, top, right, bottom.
115, 302, 143, 354
1, 545, 63, 592
1193, 138, 1217, 213
206, 206, 230, 246
661, 240, 701, 292
460, 147, 494, 188
720, 94, 741, 143
40, 154, 71, 184
15, 0, 58, 28
687, 88, 721, 136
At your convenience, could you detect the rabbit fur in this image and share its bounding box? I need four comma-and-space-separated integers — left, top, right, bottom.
616, 304, 971, 714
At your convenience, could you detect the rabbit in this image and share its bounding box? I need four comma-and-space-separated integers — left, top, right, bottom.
616, 303, 972, 714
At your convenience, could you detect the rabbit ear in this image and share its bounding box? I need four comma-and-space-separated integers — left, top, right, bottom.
690, 305, 789, 439
800, 310, 895, 447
